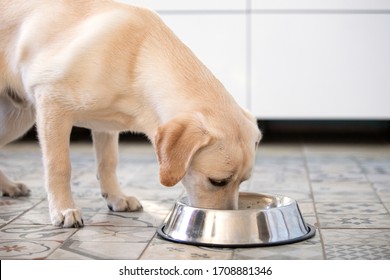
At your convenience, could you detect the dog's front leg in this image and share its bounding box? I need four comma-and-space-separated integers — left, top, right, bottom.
92, 131, 142, 212
36, 96, 83, 228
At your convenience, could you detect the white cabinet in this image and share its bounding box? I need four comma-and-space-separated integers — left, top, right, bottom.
250, 0, 390, 119
251, 13, 390, 119
251, 0, 390, 10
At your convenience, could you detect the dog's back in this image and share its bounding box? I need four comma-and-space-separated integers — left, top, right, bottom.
1, 0, 146, 91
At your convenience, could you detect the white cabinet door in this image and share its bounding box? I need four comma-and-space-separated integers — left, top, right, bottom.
161, 14, 248, 108
251, 13, 390, 119
251, 0, 390, 10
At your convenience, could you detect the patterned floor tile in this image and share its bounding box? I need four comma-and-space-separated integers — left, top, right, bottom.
315, 202, 388, 215
0, 224, 78, 241
306, 160, 362, 174
304, 155, 356, 165
304, 144, 390, 157
233, 235, 323, 260
46, 247, 92, 259
0, 197, 43, 226
2, 142, 390, 260
318, 213, 390, 229
140, 236, 234, 260
126, 185, 184, 201
313, 192, 380, 203
315, 202, 390, 228
0, 240, 62, 259
69, 226, 156, 242
308, 172, 367, 184
321, 229, 390, 245
257, 144, 303, 157
297, 203, 317, 226
325, 244, 390, 260
359, 159, 390, 175
372, 183, 390, 202
88, 209, 168, 228
311, 182, 380, 202
278, 191, 313, 203
12, 208, 52, 225
296, 202, 315, 215
366, 174, 390, 184
383, 201, 390, 213
48, 239, 150, 260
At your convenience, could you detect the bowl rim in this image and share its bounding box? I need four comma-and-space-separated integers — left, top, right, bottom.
177, 192, 297, 212
157, 223, 316, 248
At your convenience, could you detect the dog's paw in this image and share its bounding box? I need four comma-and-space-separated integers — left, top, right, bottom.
104, 194, 143, 212
51, 208, 84, 228
1, 182, 30, 197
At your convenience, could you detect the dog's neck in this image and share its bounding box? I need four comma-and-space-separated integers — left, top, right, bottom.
133, 26, 236, 143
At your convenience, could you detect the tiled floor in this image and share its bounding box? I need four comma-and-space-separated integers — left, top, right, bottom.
1, 141, 390, 260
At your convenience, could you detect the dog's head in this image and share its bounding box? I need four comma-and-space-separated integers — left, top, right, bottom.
154, 109, 261, 209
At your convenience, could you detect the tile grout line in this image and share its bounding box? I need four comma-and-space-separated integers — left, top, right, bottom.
319, 227, 390, 230
137, 231, 159, 260
0, 197, 46, 230
355, 155, 390, 216
301, 144, 327, 260
44, 228, 82, 260
137, 193, 182, 260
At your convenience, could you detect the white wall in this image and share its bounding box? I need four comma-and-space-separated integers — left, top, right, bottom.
116, 0, 390, 119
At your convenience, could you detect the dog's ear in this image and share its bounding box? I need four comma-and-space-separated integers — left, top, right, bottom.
154, 114, 211, 187
240, 107, 262, 142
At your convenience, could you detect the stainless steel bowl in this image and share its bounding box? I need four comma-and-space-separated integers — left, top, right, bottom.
158, 192, 315, 247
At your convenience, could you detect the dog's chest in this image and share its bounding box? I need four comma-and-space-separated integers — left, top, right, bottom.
74, 111, 136, 132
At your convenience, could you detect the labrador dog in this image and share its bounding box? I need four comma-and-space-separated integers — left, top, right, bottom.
0, 0, 261, 227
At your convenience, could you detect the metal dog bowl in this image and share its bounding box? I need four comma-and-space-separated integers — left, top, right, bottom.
158, 192, 315, 247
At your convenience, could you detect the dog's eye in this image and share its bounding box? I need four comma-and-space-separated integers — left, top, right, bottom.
208, 178, 230, 187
